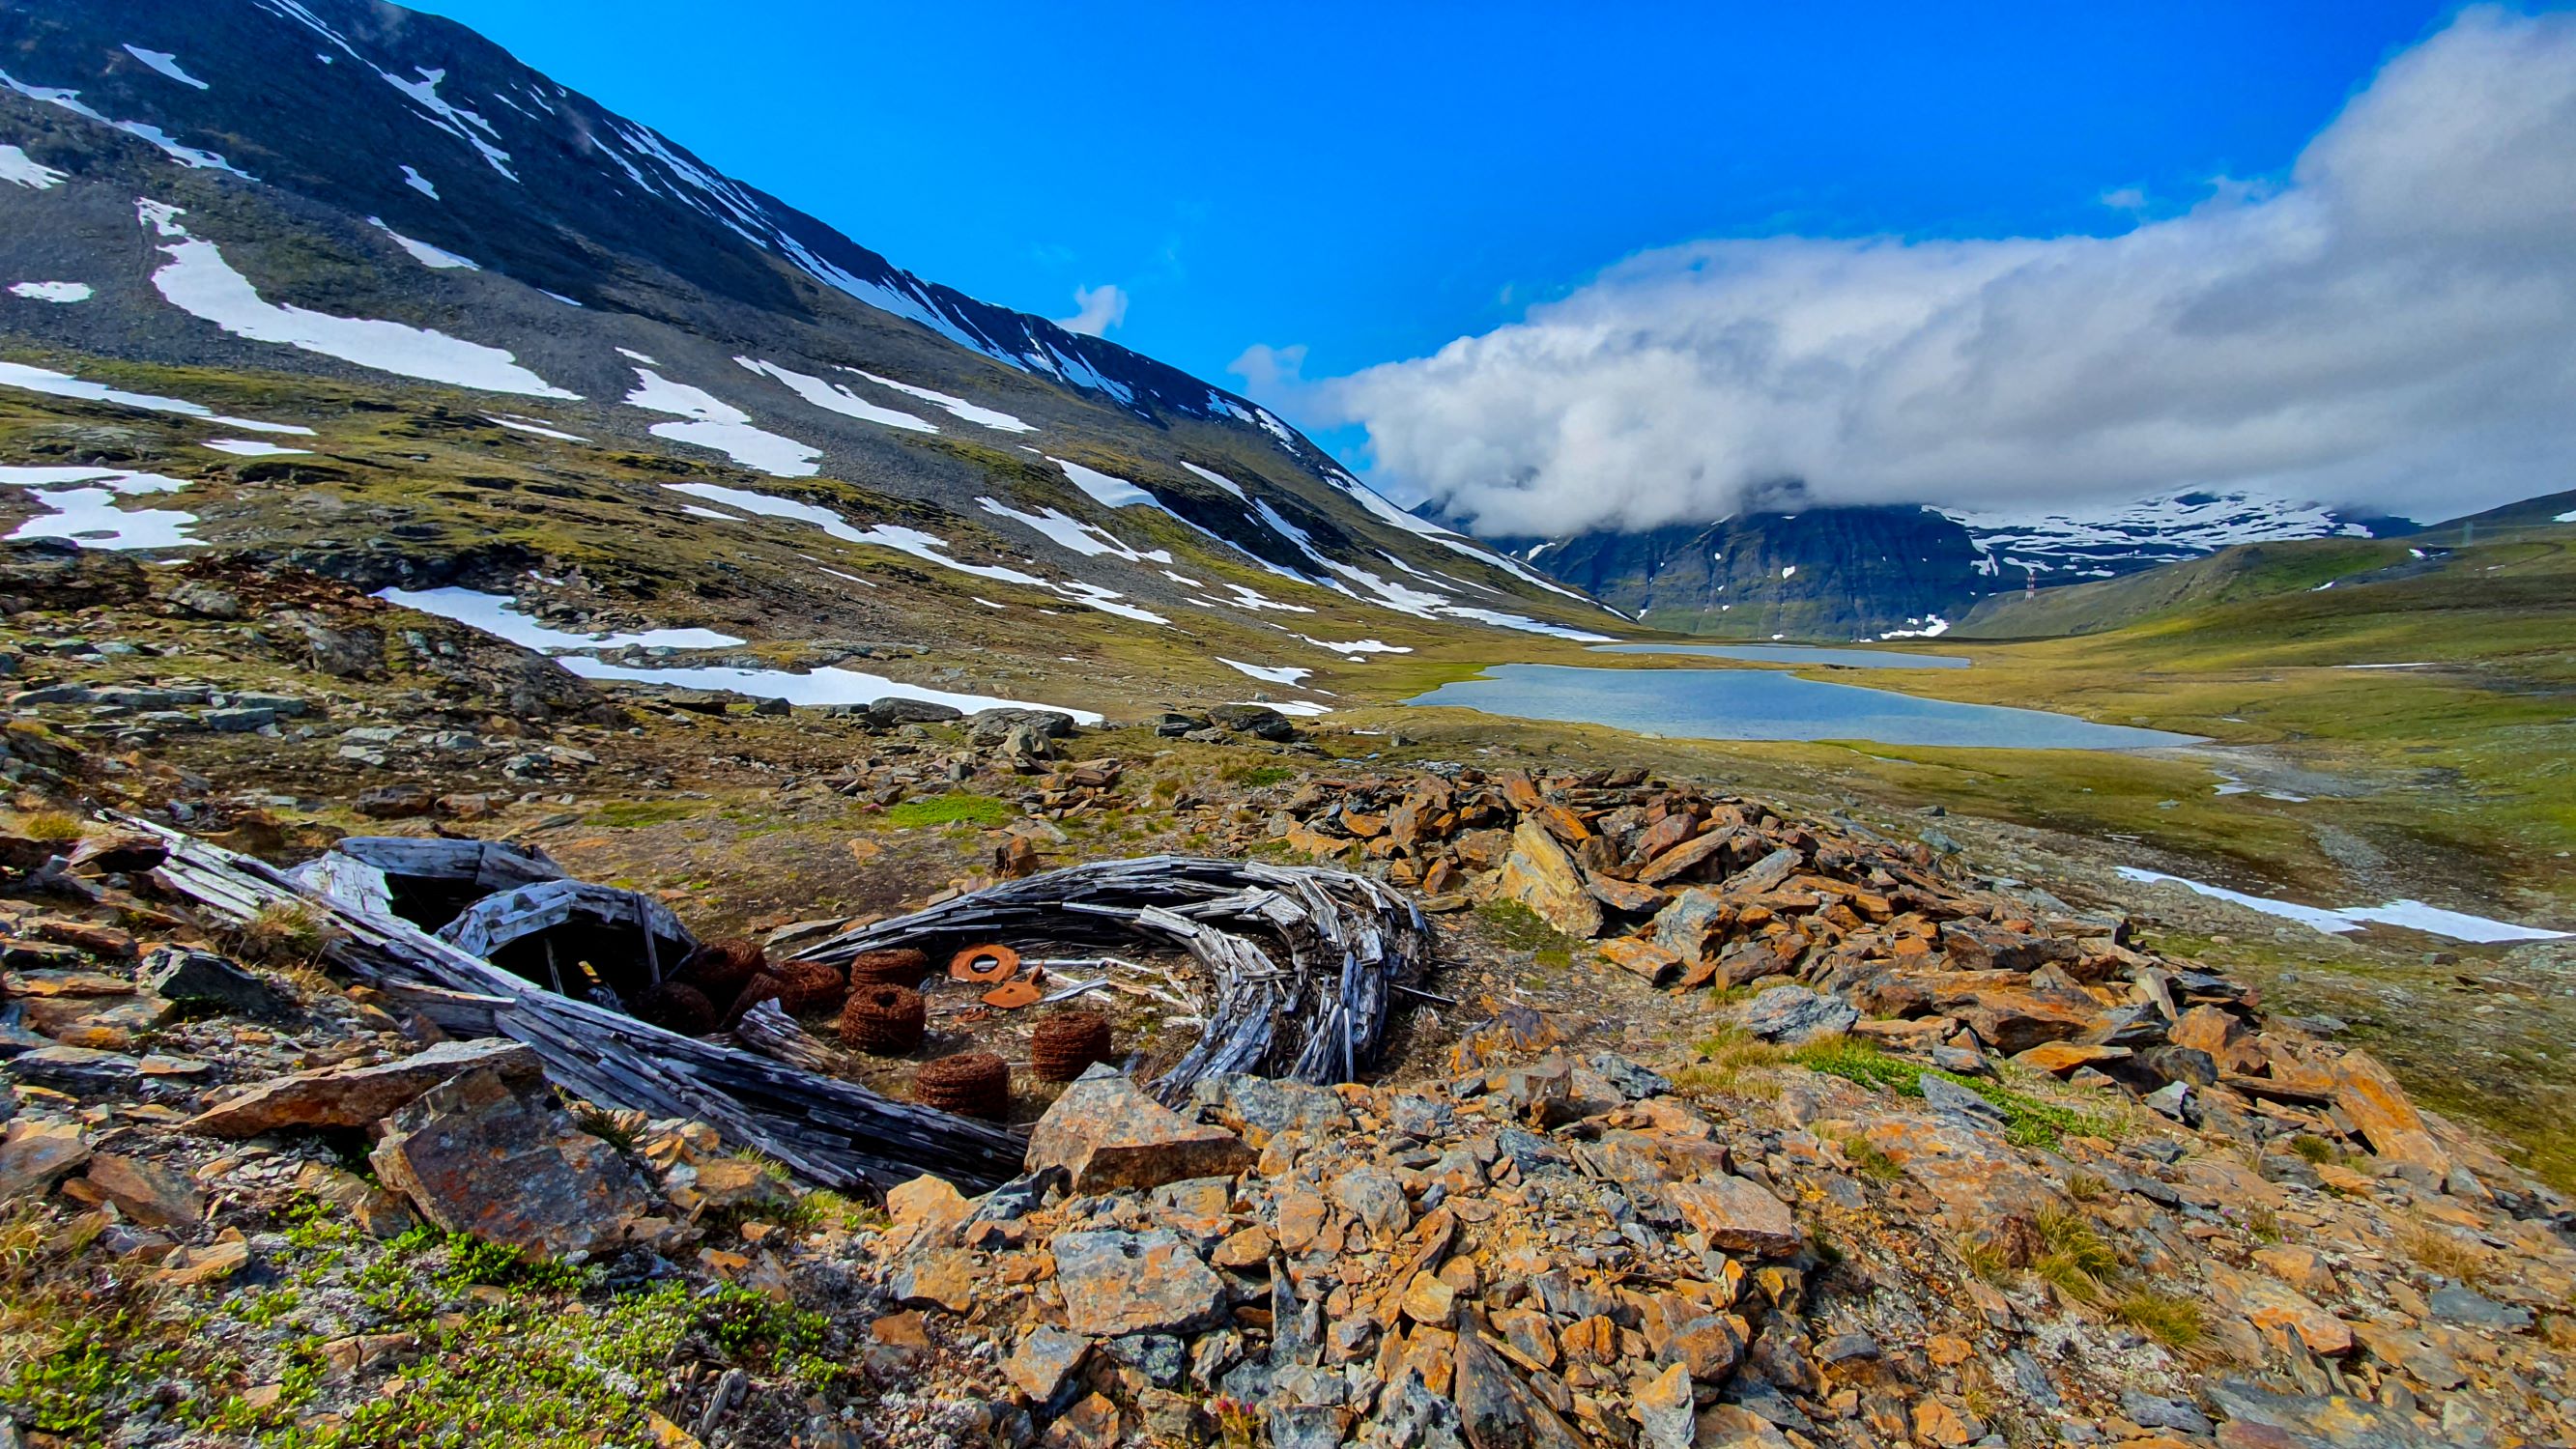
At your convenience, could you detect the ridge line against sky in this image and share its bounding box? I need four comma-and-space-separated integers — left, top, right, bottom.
406, 1, 2571, 527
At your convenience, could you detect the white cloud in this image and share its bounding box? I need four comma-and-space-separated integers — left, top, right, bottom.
1059, 283, 1129, 336
1227, 341, 1307, 397
1300, 7, 2576, 537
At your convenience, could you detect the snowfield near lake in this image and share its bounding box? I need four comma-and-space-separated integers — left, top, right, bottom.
8, 282, 92, 302
0, 466, 200, 550
0, 359, 313, 435
558, 658, 1103, 722
2114, 867, 2570, 944
1217, 658, 1312, 685
141, 202, 574, 397
622, 369, 818, 476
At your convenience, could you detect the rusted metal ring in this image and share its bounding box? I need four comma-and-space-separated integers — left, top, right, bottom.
949, 943, 1020, 983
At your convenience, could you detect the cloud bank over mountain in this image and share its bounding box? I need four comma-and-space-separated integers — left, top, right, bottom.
1267, 7, 2576, 536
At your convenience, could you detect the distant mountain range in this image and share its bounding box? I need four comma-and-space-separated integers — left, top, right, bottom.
1458, 489, 2419, 639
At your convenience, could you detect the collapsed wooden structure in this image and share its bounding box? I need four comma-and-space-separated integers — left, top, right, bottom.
799, 856, 1431, 1107
129, 820, 1431, 1193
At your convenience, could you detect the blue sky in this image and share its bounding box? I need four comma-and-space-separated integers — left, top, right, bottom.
411, 0, 2452, 386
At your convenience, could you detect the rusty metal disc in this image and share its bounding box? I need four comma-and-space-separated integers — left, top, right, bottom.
981, 978, 1042, 1009
949, 943, 1020, 984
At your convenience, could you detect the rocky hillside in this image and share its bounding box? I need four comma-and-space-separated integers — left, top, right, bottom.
1480, 492, 2415, 641
0, 540, 2568, 1448
1, 0, 1617, 715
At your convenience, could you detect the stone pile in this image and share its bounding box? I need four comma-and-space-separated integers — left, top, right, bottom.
1275, 768, 2517, 1205
852, 1047, 2576, 1449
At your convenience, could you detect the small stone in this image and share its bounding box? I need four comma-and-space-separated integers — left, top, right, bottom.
146, 946, 291, 1017
891, 1250, 978, 1314
1007, 1323, 1090, 1403
0, 1119, 91, 1199
368, 1066, 653, 1259
885, 1175, 975, 1242
1634, 1361, 1694, 1449
1668, 1175, 1801, 1258
1331, 1167, 1413, 1242
6, 1045, 143, 1094
83, 1152, 204, 1228
157, 1237, 250, 1286
1400, 1270, 1457, 1326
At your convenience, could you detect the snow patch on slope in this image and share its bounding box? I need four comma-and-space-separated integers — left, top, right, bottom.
738, 358, 935, 434
0, 146, 67, 190
0, 359, 312, 435
622, 369, 817, 476
848, 371, 1032, 433
122, 46, 210, 89
142, 201, 573, 398
0, 466, 199, 550
368, 218, 480, 270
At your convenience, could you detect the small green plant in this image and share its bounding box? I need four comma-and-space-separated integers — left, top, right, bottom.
692, 1282, 826, 1356
0, 1314, 181, 1439
2112, 1290, 2205, 1350
883, 792, 1014, 829
572, 1102, 640, 1154
2288, 1134, 2337, 1165
443, 1236, 588, 1294
1210, 1395, 1260, 1449
586, 799, 703, 829
1841, 1135, 1902, 1182
2246, 1205, 2283, 1243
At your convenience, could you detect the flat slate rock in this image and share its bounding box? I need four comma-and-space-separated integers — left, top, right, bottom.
189, 1037, 541, 1137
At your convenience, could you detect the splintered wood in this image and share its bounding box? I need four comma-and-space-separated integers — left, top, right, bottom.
131, 821, 1429, 1193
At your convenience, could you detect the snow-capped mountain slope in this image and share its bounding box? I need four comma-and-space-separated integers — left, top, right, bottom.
0, 0, 1615, 651
1939, 489, 2416, 582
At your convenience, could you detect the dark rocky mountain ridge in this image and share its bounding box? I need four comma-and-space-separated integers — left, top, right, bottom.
1463, 490, 2419, 640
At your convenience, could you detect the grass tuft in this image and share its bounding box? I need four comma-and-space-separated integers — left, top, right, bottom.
883, 793, 1014, 829
2112, 1290, 2205, 1350
234, 899, 335, 966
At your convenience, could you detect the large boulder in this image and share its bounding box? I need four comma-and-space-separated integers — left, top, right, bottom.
966, 707, 1077, 745
369, 1066, 652, 1259
189, 1038, 542, 1137
1739, 985, 1857, 1044
1207, 704, 1298, 742
866, 698, 964, 728
1025, 1069, 1253, 1193
1498, 821, 1604, 939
